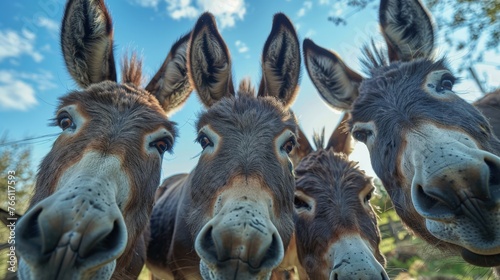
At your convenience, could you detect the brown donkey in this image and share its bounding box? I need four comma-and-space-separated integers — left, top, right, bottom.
475, 89, 500, 139
15, 0, 192, 279
304, 0, 500, 268
146, 12, 301, 280
278, 114, 387, 280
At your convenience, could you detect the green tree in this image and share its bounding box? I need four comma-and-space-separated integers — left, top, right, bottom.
0, 134, 35, 214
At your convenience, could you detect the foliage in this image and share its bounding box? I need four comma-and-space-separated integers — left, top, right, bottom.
0, 134, 36, 279
373, 184, 493, 279
0, 133, 35, 213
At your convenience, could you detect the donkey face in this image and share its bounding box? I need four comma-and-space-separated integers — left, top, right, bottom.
304, 0, 500, 267
186, 13, 300, 279
293, 115, 387, 279
16, 0, 192, 279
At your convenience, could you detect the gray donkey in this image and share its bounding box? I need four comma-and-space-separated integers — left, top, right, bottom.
304, 0, 500, 270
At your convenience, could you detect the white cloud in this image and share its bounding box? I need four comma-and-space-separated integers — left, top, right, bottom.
37, 17, 59, 33
131, 0, 161, 7
165, 0, 246, 29
318, 0, 329, 5
329, 2, 346, 17
297, 1, 312, 18
235, 40, 248, 53
0, 71, 37, 111
0, 29, 43, 63
305, 28, 317, 38
166, 0, 199, 19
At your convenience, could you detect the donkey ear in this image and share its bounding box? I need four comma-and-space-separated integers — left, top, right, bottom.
289, 127, 314, 166
188, 12, 234, 108
257, 13, 301, 109
379, 0, 435, 62
145, 33, 193, 115
326, 113, 353, 155
61, 0, 117, 88
303, 39, 362, 111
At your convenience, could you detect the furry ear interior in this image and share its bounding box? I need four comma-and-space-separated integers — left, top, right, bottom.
303, 38, 362, 111
257, 13, 301, 109
188, 12, 234, 108
326, 113, 353, 155
379, 0, 435, 62
61, 0, 117, 88
146, 33, 193, 115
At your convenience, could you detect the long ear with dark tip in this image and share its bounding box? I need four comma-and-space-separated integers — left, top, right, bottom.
188, 12, 234, 108
257, 13, 300, 109
146, 33, 193, 115
61, 0, 117, 88
379, 0, 435, 62
326, 113, 353, 155
303, 38, 362, 111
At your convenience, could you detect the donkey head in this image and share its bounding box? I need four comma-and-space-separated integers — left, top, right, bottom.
186, 12, 300, 279
16, 0, 192, 279
304, 0, 500, 267
293, 114, 387, 279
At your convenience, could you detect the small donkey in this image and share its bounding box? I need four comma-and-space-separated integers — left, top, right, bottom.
277, 114, 388, 280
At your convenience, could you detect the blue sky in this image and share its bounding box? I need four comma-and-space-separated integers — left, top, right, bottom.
1, 0, 499, 180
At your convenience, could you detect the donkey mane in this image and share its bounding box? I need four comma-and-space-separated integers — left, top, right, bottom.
121, 52, 143, 87
312, 128, 325, 150
359, 40, 389, 75
238, 78, 256, 97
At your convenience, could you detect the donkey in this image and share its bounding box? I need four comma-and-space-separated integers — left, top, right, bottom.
475, 89, 500, 139
15, 0, 192, 279
277, 114, 388, 280
146, 12, 301, 280
303, 0, 500, 268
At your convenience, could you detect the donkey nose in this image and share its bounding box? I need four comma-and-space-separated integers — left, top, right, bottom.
16, 198, 127, 275
412, 153, 500, 220
195, 218, 284, 270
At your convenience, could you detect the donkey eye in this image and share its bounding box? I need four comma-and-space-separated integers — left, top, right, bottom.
57, 113, 75, 130
281, 138, 296, 154
197, 134, 213, 150
352, 129, 372, 143
294, 196, 312, 211
438, 74, 455, 92
150, 138, 172, 155
364, 190, 373, 204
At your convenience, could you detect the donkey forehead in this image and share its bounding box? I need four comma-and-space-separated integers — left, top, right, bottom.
295, 151, 369, 195
351, 59, 471, 127
59, 81, 175, 134
196, 95, 297, 135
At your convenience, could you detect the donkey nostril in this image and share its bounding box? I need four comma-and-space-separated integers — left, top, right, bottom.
258, 232, 283, 269
416, 184, 440, 210
196, 225, 220, 264
17, 208, 47, 255
80, 220, 126, 258
486, 158, 500, 187
413, 184, 459, 217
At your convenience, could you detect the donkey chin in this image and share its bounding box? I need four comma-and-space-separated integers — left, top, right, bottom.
426, 215, 500, 267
